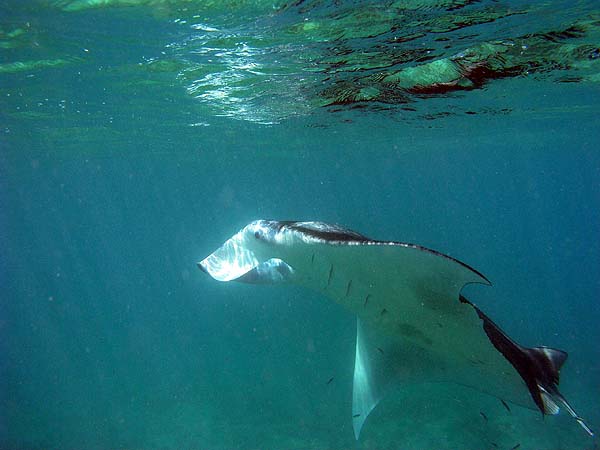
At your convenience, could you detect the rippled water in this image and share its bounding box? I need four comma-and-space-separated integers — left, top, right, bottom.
1, 1, 599, 449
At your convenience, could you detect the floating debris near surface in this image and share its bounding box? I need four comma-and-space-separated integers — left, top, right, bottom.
45, 0, 599, 123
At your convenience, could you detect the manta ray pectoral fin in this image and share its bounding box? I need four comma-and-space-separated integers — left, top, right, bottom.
352, 319, 382, 440
352, 319, 442, 440
461, 295, 595, 437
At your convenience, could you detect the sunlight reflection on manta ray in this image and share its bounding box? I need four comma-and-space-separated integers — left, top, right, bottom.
198, 220, 594, 439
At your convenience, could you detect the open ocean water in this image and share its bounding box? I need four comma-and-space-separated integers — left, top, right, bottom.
1, 0, 599, 449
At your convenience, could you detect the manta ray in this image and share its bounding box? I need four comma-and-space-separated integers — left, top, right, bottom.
198, 220, 594, 439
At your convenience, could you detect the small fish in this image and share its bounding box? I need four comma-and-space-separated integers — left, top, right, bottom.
353, 413, 361, 418
380, 308, 388, 316
364, 294, 371, 307
510, 444, 521, 450
345, 280, 353, 297
490, 443, 498, 448
480, 411, 488, 422
326, 377, 334, 385
501, 399, 511, 413
327, 264, 334, 286
376, 347, 384, 355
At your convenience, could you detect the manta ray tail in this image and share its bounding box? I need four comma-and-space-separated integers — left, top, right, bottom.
460, 295, 594, 437
353, 297, 594, 439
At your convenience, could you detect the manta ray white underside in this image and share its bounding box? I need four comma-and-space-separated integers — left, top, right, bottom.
198, 220, 594, 439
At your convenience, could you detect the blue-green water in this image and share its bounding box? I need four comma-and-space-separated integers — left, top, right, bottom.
1, 1, 599, 449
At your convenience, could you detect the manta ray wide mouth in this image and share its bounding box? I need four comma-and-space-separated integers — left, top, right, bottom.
198, 234, 260, 281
